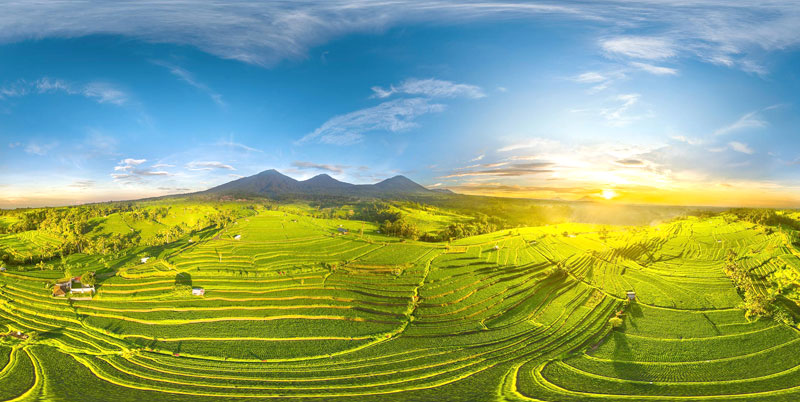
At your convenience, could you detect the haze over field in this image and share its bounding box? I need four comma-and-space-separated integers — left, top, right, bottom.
1, 1, 800, 208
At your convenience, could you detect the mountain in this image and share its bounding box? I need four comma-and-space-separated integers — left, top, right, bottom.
206, 169, 300, 196
431, 188, 455, 194
300, 174, 355, 192
203, 169, 439, 199
371, 175, 430, 193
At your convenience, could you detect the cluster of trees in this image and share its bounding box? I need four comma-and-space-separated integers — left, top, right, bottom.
723, 249, 792, 323
379, 218, 420, 239
353, 202, 402, 223
728, 209, 800, 231
1, 203, 244, 266
430, 215, 504, 242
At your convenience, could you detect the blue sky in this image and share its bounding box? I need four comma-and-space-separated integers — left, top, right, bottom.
1, 1, 800, 208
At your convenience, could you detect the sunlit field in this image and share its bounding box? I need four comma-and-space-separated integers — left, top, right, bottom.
2, 202, 800, 401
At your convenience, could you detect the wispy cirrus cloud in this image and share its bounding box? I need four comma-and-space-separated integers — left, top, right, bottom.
714, 110, 768, 136
1, 2, 797, 74
630, 62, 678, 76
601, 36, 677, 60
297, 97, 446, 145
153, 60, 225, 107
572, 93, 653, 127
728, 141, 755, 154
186, 161, 236, 171
291, 161, 347, 174
0, 78, 128, 105
441, 162, 553, 178
371, 78, 485, 99
112, 158, 173, 182
215, 139, 263, 153
24, 141, 58, 156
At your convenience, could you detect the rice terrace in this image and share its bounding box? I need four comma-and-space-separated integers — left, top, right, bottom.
3, 1, 800, 401
3, 189, 800, 401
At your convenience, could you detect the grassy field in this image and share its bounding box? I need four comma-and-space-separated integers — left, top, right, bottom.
1, 204, 800, 401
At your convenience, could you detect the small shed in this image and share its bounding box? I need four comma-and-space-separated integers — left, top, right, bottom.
192, 288, 205, 296
140, 257, 150, 264
188, 239, 194, 243
338, 227, 349, 234
0, 266, 6, 272
493, 245, 500, 251
234, 235, 242, 240
626, 290, 636, 301
71, 283, 95, 294
53, 281, 72, 297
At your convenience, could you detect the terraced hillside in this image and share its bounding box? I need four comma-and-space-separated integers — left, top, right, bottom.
1, 208, 800, 401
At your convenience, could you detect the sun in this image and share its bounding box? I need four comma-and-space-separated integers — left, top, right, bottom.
601, 189, 618, 200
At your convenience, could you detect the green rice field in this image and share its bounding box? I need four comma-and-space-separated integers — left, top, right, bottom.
2, 206, 800, 401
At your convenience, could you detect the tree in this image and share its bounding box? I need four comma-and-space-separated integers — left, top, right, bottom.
608, 317, 624, 328
82, 271, 97, 287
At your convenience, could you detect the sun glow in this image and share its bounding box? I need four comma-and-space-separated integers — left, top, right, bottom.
601, 189, 618, 200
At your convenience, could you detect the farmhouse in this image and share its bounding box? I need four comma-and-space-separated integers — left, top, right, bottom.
53, 277, 95, 297
53, 280, 72, 297
626, 290, 636, 301
192, 288, 205, 296
338, 227, 349, 234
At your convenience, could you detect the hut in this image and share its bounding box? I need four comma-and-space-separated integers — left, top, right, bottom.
338, 227, 349, 234
0, 266, 6, 272
626, 290, 636, 301
53, 280, 72, 297
493, 245, 500, 251
140, 257, 150, 264
192, 288, 206, 296
234, 235, 242, 240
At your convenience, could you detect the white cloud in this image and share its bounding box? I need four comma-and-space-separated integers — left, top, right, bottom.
0, 2, 796, 74
670, 135, 703, 145
573, 72, 607, 83
292, 161, 347, 173
497, 138, 560, 153
630, 62, 678, 75
728, 141, 754, 154
601, 36, 677, 60
24, 141, 58, 156
151, 163, 175, 168
216, 139, 262, 153
0, 2, 578, 67
112, 158, 174, 181
470, 154, 485, 162
596, 93, 652, 127
154, 61, 225, 107
371, 78, 484, 99
0, 77, 128, 105
82, 82, 128, 105
297, 98, 445, 145
714, 110, 768, 136
186, 161, 235, 171
122, 158, 146, 166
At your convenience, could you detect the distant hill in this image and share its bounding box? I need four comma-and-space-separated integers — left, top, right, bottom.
203, 169, 436, 199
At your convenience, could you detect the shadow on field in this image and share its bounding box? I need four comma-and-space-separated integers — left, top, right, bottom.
38, 326, 67, 341
611, 328, 631, 378
175, 272, 192, 287
629, 302, 644, 321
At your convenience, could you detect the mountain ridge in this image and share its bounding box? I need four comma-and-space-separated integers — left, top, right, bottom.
203, 169, 437, 199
